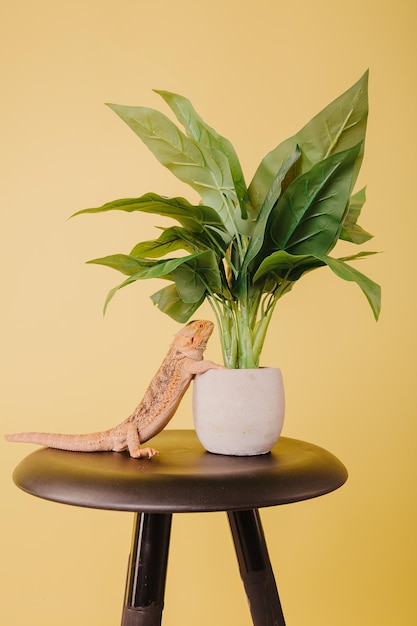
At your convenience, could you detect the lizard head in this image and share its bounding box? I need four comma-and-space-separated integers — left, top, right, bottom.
175, 320, 214, 358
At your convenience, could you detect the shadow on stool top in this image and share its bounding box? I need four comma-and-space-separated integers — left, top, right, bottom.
12, 430, 348, 513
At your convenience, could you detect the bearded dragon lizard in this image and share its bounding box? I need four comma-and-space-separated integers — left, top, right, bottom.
5, 320, 222, 459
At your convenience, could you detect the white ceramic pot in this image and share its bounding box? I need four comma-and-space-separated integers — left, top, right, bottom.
192, 367, 285, 456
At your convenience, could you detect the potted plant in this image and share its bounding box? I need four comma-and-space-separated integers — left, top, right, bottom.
74, 71, 380, 455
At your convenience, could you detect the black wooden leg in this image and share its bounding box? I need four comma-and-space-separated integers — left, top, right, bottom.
228, 509, 285, 626
121, 512, 172, 626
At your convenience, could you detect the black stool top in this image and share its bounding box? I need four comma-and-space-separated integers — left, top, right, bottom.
12, 430, 347, 513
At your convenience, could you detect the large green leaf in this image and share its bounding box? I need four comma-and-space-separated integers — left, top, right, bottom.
239, 146, 301, 278
171, 251, 222, 303
340, 187, 374, 244
253, 248, 378, 282
253, 250, 324, 283
314, 254, 381, 320
249, 71, 368, 213
155, 89, 253, 223
151, 284, 204, 323
129, 228, 195, 258
131, 225, 230, 263
94, 250, 221, 312
106, 103, 241, 236
73, 193, 224, 233
268, 143, 361, 256
87, 254, 188, 277
253, 249, 380, 319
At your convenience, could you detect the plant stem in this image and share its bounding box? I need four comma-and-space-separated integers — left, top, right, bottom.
252, 296, 278, 364
207, 295, 237, 368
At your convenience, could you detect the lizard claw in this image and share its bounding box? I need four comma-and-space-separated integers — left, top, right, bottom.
146, 447, 159, 459
130, 446, 159, 459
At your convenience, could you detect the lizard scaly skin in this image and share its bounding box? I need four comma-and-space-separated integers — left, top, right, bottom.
5, 320, 223, 459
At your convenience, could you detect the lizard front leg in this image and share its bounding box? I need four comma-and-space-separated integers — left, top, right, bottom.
125, 422, 159, 459
185, 359, 224, 376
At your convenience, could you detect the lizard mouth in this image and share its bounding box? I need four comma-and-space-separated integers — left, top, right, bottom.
194, 335, 209, 349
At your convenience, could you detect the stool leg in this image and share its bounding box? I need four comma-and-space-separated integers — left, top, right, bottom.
121, 512, 172, 626
228, 509, 285, 626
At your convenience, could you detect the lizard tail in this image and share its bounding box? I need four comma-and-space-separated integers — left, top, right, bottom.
4, 430, 116, 453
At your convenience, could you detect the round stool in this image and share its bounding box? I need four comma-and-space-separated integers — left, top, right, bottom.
12, 429, 348, 625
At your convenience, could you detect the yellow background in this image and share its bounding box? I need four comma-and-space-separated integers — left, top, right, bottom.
1, 1, 416, 624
